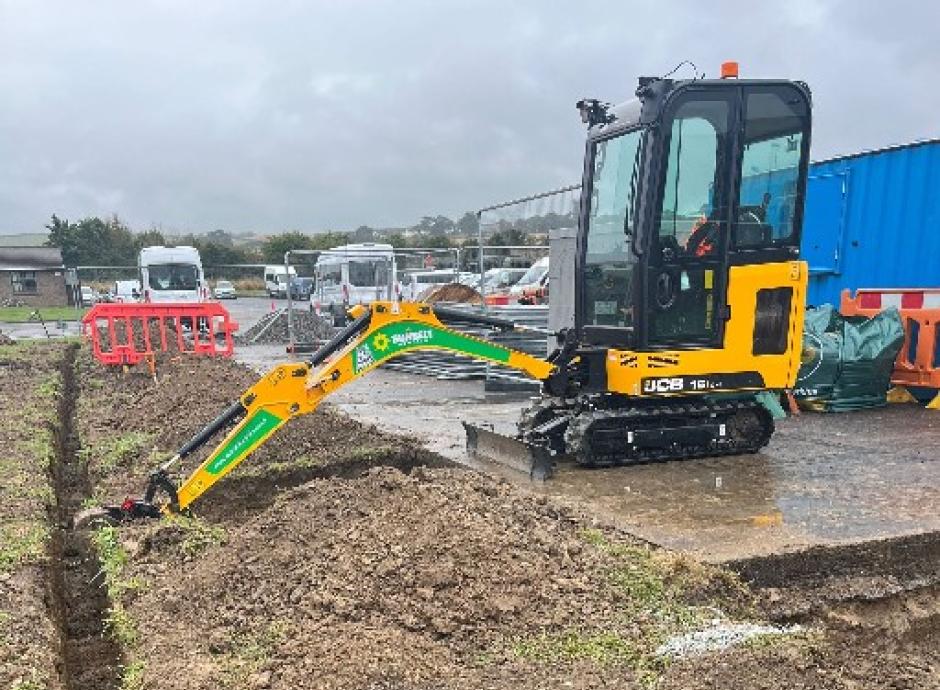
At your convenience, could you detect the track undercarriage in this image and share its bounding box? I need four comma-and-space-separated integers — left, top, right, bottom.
466, 393, 774, 479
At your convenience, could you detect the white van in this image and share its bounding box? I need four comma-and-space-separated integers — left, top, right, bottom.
138, 246, 208, 303
312, 243, 396, 325
509, 256, 549, 297
264, 265, 298, 298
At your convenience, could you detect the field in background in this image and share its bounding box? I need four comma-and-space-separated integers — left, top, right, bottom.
0, 306, 87, 322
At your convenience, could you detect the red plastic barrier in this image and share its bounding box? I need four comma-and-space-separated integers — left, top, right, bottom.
82, 302, 239, 366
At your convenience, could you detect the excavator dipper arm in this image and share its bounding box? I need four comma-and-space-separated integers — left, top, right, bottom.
82, 301, 556, 523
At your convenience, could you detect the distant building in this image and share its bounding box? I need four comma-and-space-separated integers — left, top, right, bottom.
0, 247, 69, 306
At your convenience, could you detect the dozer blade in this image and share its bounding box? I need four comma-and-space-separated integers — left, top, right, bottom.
462, 422, 555, 481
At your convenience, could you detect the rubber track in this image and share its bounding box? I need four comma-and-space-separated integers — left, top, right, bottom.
517, 397, 774, 467
567, 398, 773, 466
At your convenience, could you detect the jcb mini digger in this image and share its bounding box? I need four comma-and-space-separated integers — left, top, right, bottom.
79, 65, 812, 524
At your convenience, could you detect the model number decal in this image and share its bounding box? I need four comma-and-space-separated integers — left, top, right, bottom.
641, 372, 766, 394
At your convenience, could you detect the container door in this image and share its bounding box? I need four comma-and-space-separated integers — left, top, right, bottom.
802, 172, 848, 274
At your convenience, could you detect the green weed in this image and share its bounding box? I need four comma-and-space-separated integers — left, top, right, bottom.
217, 622, 287, 688
743, 627, 821, 652
11, 677, 46, 690
91, 525, 144, 647
509, 529, 748, 687
165, 514, 227, 558
80, 431, 155, 473
0, 522, 49, 572
514, 630, 640, 665
35, 373, 60, 400
121, 659, 147, 690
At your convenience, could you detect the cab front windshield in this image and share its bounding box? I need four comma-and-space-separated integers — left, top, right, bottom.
147, 263, 198, 291
584, 127, 643, 327
348, 259, 390, 288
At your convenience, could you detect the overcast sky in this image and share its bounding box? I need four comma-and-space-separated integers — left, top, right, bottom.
1, 1, 937, 235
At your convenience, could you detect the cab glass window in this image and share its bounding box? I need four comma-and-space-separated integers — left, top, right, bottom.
657, 98, 730, 259
584, 128, 642, 327
147, 264, 198, 291
348, 260, 390, 287
736, 89, 808, 248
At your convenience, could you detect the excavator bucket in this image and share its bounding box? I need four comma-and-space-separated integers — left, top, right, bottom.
462, 422, 555, 480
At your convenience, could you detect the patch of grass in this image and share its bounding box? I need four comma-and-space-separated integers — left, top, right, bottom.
121, 659, 147, 690
165, 514, 227, 558
217, 622, 287, 688
743, 627, 822, 652
12, 678, 46, 690
0, 306, 88, 323
0, 341, 40, 363
511, 530, 751, 687
581, 530, 747, 628
514, 630, 666, 689
35, 373, 60, 400
22, 434, 56, 473
515, 630, 641, 665
91, 525, 145, 647
79, 431, 155, 474
0, 522, 49, 572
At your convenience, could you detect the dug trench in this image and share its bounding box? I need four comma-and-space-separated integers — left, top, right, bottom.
49, 344, 122, 689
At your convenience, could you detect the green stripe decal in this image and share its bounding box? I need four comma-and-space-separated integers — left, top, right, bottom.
352, 322, 511, 373
206, 409, 283, 475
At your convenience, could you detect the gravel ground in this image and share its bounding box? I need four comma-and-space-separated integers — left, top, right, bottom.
236, 308, 334, 344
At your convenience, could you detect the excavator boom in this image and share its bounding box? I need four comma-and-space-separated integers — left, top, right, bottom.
76, 301, 557, 524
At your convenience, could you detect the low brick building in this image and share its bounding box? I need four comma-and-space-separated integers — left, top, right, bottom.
0, 247, 69, 306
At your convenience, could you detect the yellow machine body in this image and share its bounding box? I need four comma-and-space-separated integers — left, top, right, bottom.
606, 261, 807, 397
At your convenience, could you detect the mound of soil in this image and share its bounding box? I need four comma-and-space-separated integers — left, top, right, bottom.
417, 282, 484, 304
74, 348, 449, 518
116, 466, 748, 690
236, 309, 334, 344
68, 347, 940, 689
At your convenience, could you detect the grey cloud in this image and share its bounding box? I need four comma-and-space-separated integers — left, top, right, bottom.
0, 0, 937, 234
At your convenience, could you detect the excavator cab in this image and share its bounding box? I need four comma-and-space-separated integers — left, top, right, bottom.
573, 73, 811, 397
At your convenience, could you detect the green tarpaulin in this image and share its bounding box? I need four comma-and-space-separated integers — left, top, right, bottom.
794, 305, 904, 412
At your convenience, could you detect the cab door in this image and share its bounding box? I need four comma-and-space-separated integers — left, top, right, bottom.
646, 91, 734, 347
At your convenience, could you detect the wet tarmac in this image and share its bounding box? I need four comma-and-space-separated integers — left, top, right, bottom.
318, 366, 940, 562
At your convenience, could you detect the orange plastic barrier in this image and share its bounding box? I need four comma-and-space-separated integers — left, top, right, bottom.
840, 288, 940, 390
82, 302, 239, 366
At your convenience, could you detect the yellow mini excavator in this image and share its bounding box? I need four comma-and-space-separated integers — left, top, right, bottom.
81, 65, 812, 523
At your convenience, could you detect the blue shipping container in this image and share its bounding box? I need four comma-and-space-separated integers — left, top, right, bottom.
801, 138, 940, 305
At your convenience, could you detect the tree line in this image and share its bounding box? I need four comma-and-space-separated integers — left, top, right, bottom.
43, 208, 562, 268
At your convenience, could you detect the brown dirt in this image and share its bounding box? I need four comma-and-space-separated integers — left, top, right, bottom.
101, 467, 754, 690
11, 344, 939, 689
660, 584, 940, 689
0, 342, 65, 689
73, 349, 450, 519
417, 283, 484, 304
52, 344, 122, 688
